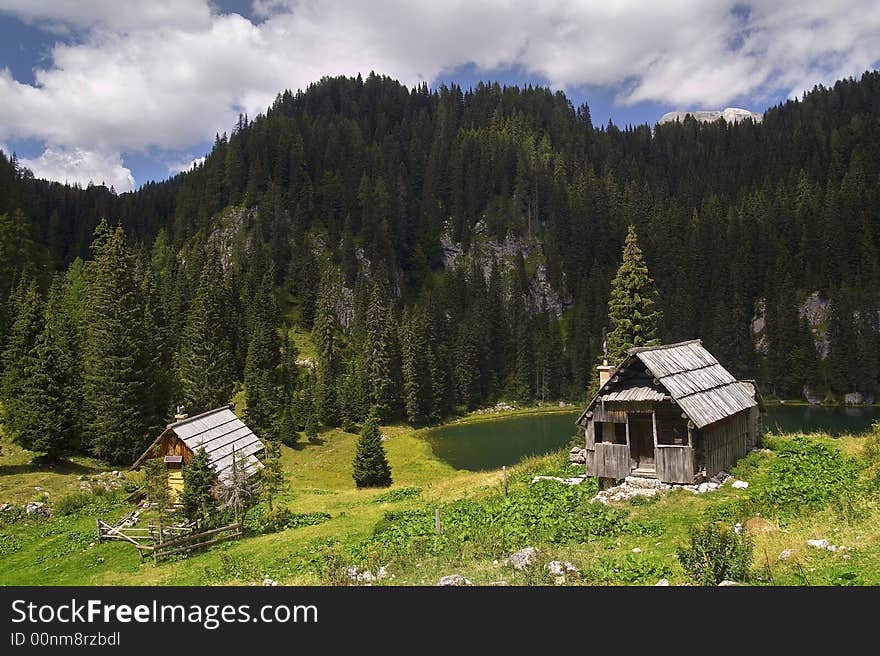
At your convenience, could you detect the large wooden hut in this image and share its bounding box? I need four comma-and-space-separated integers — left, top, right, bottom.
576, 340, 762, 484
130, 405, 264, 501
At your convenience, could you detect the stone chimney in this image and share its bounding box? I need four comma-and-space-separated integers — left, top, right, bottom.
597, 360, 614, 388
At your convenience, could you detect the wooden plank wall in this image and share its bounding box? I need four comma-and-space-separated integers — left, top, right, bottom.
594, 443, 630, 478
655, 446, 695, 483
704, 411, 752, 476
592, 408, 627, 423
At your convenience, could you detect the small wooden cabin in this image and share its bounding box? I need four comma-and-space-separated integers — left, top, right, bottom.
576, 340, 762, 484
130, 405, 264, 501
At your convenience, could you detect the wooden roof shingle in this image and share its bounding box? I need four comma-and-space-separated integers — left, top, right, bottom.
578, 340, 757, 429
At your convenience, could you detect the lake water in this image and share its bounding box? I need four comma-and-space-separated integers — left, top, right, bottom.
424, 405, 880, 471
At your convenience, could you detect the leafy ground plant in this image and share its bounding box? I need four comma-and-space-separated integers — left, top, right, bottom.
676, 522, 753, 585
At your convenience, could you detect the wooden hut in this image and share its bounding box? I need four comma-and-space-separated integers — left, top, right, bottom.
130, 405, 264, 501
576, 340, 762, 484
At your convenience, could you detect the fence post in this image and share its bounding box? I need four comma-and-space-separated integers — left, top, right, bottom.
434, 508, 441, 535
503, 466, 508, 497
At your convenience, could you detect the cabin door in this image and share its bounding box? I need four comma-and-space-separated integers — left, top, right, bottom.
628, 414, 655, 470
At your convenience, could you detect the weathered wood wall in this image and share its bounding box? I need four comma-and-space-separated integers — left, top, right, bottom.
655, 446, 694, 483
592, 443, 630, 478
703, 410, 752, 476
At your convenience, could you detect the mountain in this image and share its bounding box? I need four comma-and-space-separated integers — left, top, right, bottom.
658, 107, 763, 125
1, 70, 880, 461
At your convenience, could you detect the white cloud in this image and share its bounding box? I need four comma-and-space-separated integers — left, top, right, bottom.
19, 146, 136, 192
0, 0, 877, 188
167, 156, 206, 174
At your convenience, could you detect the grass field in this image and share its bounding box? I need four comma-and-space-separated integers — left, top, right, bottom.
1, 412, 879, 586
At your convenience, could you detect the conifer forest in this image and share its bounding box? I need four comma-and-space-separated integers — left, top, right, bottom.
1, 70, 879, 465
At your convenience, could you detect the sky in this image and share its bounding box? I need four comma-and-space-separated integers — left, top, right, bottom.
0, 1, 878, 192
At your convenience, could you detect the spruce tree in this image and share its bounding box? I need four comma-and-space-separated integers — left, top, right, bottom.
83, 222, 156, 464
605, 225, 662, 364
244, 269, 281, 439
365, 283, 400, 421
143, 450, 172, 533
14, 277, 84, 459
313, 270, 340, 426
177, 250, 235, 413
352, 407, 392, 488
181, 447, 216, 526
0, 277, 44, 449
259, 439, 285, 512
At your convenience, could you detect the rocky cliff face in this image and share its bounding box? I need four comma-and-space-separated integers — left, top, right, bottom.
441, 221, 572, 318
659, 107, 763, 125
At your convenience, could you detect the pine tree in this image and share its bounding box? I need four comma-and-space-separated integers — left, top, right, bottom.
605, 225, 662, 364
83, 222, 157, 464
352, 407, 392, 488
365, 283, 400, 420
244, 269, 281, 439
181, 447, 216, 526
14, 277, 84, 459
143, 450, 172, 532
0, 277, 44, 449
177, 250, 235, 414
313, 270, 340, 426
259, 439, 285, 512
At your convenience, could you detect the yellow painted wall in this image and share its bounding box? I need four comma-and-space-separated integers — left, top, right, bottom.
167, 468, 184, 501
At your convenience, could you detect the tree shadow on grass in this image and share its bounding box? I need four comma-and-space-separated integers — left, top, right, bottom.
286, 438, 326, 450
0, 459, 105, 477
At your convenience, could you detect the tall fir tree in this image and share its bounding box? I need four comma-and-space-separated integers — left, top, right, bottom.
364, 283, 400, 421
244, 268, 282, 439
0, 277, 44, 449
83, 221, 157, 464
177, 249, 235, 414
605, 225, 662, 365
181, 447, 217, 526
14, 277, 84, 459
352, 407, 392, 488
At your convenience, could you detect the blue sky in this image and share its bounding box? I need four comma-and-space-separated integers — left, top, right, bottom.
0, 1, 877, 191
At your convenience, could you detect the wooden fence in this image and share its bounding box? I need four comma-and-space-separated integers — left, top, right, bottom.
138, 523, 242, 562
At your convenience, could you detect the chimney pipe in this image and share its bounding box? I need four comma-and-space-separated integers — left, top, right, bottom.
597, 359, 614, 388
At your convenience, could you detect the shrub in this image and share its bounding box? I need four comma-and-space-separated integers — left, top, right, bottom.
676, 523, 753, 586
587, 554, 673, 584
373, 487, 422, 503
245, 505, 332, 534
55, 492, 93, 516
758, 437, 861, 517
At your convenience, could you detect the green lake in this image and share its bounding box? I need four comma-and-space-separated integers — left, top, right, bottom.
424, 405, 880, 471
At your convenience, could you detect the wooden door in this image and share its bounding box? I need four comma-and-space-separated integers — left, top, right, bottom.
629, 415, 655, 467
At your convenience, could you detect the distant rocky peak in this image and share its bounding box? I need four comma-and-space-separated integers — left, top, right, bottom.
658, 107, 763, 125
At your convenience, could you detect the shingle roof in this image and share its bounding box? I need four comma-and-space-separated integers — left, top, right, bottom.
170, 407, 264, 479
579, 340, 757, 429
131, 406, 264, 478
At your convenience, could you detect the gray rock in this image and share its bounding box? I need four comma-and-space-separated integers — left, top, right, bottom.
844, 392, 865, 406
807, 539, 830, 550
731, 480, 749, 489
546, 561, 579, 577
568, 447, 587, 465
25, 501, 51, 517
778, 549, 793, 561
437, 575, 472, 586
262, 578, 278, 586
488, 581, 508, 586
631, 548, 642, 554
655, 579, 670, 586
509, 547, 539, 570
0, 503, 10, 512
718, 580, 740, 586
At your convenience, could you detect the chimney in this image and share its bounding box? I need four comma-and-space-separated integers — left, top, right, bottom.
597, 359, 614, 388
174, 405, 188, 422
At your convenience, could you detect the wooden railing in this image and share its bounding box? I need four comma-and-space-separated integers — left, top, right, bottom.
139, 523, 242, 563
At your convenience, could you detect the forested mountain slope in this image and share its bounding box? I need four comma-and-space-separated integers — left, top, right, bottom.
1, 70, 879, 463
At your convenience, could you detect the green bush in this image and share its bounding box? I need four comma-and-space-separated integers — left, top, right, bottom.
373, 487, 422, 503
55, 492, 94, 516
676, 523, 753, 586
245, 505, 332, 534
758, 437, 861, 517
